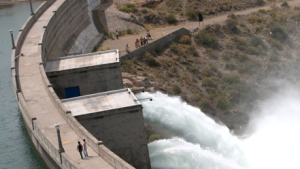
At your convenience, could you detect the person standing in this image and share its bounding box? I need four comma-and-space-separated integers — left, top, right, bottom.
115, 30, 119, 39
77, 141, 83, 159
126, 44, 130, 53
83, 139, 88, 157
140, 36, 143, 46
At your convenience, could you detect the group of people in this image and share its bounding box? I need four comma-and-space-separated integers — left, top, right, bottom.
134, 30, 152, 49
125, 30, 152, 54
77, 139, 88, 159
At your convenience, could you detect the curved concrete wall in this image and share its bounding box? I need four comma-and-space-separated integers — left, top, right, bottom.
11, 0, 135, 168
11, 1, 80, 168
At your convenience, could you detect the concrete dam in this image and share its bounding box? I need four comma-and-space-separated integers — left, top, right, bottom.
10, 0, 151, 168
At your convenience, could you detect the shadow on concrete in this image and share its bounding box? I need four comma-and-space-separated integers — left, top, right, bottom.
92, 0, 115, 33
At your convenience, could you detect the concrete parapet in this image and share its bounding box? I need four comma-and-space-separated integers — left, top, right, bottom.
121, 27, 190, 61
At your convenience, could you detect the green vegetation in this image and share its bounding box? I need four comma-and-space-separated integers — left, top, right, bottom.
172, 84, 181, 94
121, 6, 300, 135
281, 1, 289, 7
141, 8, 148, 14
148, 134, 160, 142
119, 3, 138, 13
166, 14, 178, 24
143, 52, 161, 67
194, 30, 219, 49
186, 8, 198, 20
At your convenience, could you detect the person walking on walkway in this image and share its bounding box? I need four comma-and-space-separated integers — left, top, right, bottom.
135, 39, 140, 48
126, 44, 130, 53
140, 36, 144, 46
115, 30, 119, 39
83, 139, 88, 157
77, 141, 83, 159
147, 30, 152, 40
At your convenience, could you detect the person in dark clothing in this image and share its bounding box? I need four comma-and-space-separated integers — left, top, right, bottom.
77, 141, 83, 159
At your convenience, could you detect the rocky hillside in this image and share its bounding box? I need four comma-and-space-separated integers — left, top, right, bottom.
121, 2, 300, 135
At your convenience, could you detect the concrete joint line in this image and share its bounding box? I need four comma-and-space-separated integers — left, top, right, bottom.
38, 43, 42, 46
47, 84, 52, 87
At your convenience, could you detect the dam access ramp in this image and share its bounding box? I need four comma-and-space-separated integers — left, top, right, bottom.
13, 0, 134, 168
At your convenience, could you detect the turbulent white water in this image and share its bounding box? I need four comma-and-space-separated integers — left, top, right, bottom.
137, 88, 300, 169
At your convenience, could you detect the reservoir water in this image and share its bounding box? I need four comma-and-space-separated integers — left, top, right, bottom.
0, 2, 47, 168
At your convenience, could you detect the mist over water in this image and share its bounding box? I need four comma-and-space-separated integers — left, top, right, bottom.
137, 88, 300, 169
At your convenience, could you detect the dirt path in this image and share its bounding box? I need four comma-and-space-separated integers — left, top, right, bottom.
98, 0, 300, 55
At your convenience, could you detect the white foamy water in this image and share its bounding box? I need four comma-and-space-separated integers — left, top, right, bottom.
137, 89, 300, 169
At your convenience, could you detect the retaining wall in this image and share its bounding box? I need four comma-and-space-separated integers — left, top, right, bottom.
120, 27, 190, 61
11, 0, 135, 168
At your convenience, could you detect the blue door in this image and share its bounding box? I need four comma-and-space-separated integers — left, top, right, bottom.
65, 86, 80, 98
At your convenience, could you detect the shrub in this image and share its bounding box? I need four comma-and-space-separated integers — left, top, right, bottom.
121, 60, 136, 74
224, 19, 239, 33
186, 66, 199, 74
237, 60, 260, 74
186, 8, 198, 20
281, 1, 289, 7
267, 37, 283, 50
233, 36, 248, 52
291, 12, 300, 22
194, 31, 219, 49
126, 28, 133, 34
188, 45, 199, 57
172, 84, 181, 94
202, 67, 213, 77
179, 35, 191, 44
199, 98, 212, 109
268, 22, 289, 42
202, 77, 216, 87
221, 51, 231, 61
170, 43, 180, 54
119, 3, 138, 13
191, 94, 202, 102
231, 50, 248, 62
255, 0, 265, 5
215, 95, 230, 110
269, 53, 280, 62
247, 15, 264, 24
250, 36, 266, 49
258, 9, 267, 13
222, 74, 240, 84
225, 63, 236, 70
149, 134, 160, 142
167, 14, 178, 24
143, 52, 161, 67
141, 9, 148, 14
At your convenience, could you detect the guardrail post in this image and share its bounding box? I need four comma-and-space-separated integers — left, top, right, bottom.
29, 0, 34, 15
9, 30, 16, 49
55, 123, 65, 153
31, 117, 37, 130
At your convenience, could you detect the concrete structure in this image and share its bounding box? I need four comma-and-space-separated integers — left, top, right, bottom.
62, 89, 151, 169
46, 50, 123, 99
120, 28, 190, 60
11, 0, 150, 169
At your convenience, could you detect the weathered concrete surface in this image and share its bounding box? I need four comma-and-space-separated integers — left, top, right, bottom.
62, 89, 151, 169
46, 50, 123, 99
16, 0, 116, 168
